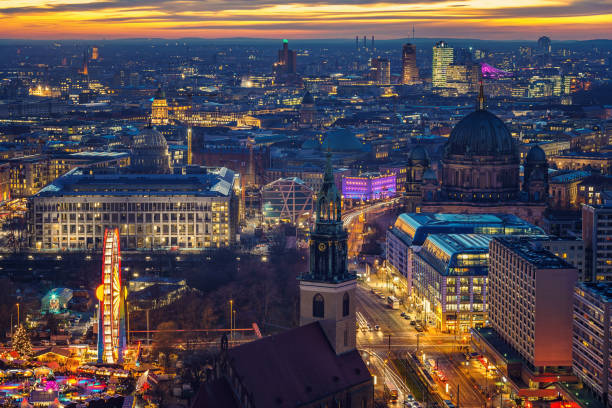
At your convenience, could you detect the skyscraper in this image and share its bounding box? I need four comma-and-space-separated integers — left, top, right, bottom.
371, 57, 390, 85
401, 43, 419, 85
432, 41, 454, 87
276, 39, 296, 75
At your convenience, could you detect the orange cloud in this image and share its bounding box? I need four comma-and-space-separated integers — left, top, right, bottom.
0, 0, 610, 39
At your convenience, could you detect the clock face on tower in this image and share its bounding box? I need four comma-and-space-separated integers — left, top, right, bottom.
318, 242, 326, 251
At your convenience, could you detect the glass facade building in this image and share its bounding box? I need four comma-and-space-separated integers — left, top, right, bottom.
413, 233, 491, 332
386, 213, 546, 298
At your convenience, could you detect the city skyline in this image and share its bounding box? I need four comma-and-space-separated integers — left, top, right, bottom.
1, 0, 611, 40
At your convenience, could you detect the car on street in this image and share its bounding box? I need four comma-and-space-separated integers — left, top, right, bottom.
400, 312, 406, 317
410, 320, 416, 325
415, 324, 424, 332
374, 325, 380, 331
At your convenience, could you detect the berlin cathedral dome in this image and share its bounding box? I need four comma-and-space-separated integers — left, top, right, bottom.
445, 109, 516, 157
419, 87, 548, 226
439, 91, 520, 203
130, 126, 171, 174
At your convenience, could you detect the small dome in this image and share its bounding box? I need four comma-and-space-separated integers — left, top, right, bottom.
423, 168, 437, 181
131, 126, 171, 174
410, 146, 429, 164
302, 91, 314, 105
133, 127, 168, 150
446, 110, 516, 157
526, 145, 546, 163
321, 129, 364, 153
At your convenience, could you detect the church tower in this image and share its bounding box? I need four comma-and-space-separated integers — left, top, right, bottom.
299, 152, 357, 355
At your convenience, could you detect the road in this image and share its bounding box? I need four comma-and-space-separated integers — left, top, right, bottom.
355, 285, 487, 408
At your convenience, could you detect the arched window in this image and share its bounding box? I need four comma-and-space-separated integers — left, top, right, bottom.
342, 293, 350, 317
313, 294, 325, 318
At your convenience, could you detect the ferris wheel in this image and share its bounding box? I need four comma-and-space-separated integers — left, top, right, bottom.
97, 228, 126, 364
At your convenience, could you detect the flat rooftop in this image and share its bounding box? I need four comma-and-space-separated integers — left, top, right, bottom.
33, 167, 236, 198
391, 213, 544, 246
417, 234, 491, 276
494, 237, 575, 269
577, 281, 612, 303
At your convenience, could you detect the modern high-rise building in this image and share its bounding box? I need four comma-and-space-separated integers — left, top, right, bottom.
370, 57, 390, 85
90, 46, 99, 60
413, 233, 492, 332
582, 202, 612, 281
573, 282, 612, 406
386, 213, 545, 296
276, 39, 297, 75
472, 237, 577, 399
432, 41, 454, 87
445, 63, 481, 94
487, 237, 576, 371
401, 43, 419, 85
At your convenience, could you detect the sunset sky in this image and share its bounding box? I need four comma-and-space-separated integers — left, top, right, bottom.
1, 0, 611, 40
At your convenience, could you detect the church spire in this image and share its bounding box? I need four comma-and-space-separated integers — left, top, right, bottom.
477, 80, 486, 111
315, 150, 342, 225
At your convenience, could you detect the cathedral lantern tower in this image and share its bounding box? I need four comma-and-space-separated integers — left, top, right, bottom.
299, 152, 357, 355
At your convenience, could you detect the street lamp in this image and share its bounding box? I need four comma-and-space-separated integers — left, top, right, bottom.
416, 332, 424, 355
229, 299, 234, 342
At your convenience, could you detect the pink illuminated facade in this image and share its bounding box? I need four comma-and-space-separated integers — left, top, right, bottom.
481, 63, 513, 79
342, 172, 396, 201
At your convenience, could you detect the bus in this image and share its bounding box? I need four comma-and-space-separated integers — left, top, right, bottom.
387, 296, 400, 309
385, 380, 399, 402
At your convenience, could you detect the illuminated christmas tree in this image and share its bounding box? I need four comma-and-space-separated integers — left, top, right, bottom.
13, 325, 32, 358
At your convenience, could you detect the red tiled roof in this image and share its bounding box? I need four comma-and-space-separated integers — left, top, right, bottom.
227, 322, 371, 407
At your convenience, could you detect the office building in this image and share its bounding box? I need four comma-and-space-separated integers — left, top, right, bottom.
413, 233, 491, 332
583, 203, 612, 282
7, 152, 130, 198
541, 238, 586, 281
276, 39, 297, 75
371, 57, 390, 85
386, 213, 544, 296
401, 43, 419, 85
475, 237, 577, 398
573, 282, 612, 405
261, 177, 313, 223
27, 167, 239, 251
432, 41, 454, 88
342, 172, 396, 201
446, 64, 481, 94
